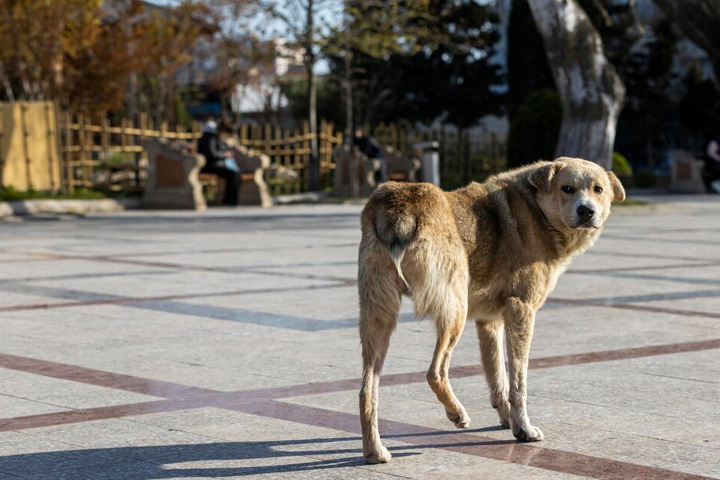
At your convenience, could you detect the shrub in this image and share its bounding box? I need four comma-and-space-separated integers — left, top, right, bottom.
612, 152, 633, 175
633, 170, 656, 188
507, 89, 562, 169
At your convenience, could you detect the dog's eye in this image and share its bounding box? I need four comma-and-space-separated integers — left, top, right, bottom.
561, 186, 575, 194
594, 186, 603, 194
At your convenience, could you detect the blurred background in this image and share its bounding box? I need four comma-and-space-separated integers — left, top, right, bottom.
0, 0, 719, 200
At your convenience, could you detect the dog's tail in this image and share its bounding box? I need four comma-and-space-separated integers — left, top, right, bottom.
374, 209, 416, 293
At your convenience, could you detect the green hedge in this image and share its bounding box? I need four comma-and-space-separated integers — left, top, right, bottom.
507, 89, 562, 169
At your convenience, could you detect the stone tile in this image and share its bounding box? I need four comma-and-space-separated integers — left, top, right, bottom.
1, 199, 720, 479
0, 431, 127, 477
0, 369, 161, 409
0, 394, 68, 419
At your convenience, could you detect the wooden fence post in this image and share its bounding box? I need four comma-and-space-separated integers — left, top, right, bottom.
101, 116, 110, 190
139, 113, 148, 190
20, 103, 33, 191
44, 102, 56, 192
79, 114, 91, 189
63, 112, 74, 194
0, 104, 5, 188
302, 120, 310, 193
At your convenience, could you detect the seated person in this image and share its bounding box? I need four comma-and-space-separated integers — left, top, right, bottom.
197, 120, 242, 206
354, 128, 388, 183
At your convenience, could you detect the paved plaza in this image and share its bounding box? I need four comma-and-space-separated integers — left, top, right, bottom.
0, 196, 719, 479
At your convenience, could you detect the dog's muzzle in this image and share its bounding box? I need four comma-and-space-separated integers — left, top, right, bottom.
573, 203, 600, 228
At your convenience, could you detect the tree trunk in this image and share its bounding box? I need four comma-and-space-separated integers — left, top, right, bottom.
305, 0, 320, 191
306, 64, 320, 190
527, 0, 625, 169
343, 0, 358, 198
0, 59, 15, 102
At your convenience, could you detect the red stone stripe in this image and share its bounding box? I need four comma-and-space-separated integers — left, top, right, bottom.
2, 338, 719, 411
233, 400, 715, 480
0, 337, 717, 435
245, 338, 720, 400
0, 353, 217, 398
0, 400, 185, 433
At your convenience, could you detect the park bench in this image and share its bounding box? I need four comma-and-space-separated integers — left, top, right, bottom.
331, 144, 422, 197
142, 138, 206, 210
381, 145, 422, 182
669, 150, 706, 193
197, 143, 272, 207
331, 144, 382, 197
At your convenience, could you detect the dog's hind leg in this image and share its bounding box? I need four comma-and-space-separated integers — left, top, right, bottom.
358, 252, 401, 464
427, 305, 470, 429
476, 319, 511, 428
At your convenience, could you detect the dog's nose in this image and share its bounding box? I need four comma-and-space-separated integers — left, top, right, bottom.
577, 205, 595, 220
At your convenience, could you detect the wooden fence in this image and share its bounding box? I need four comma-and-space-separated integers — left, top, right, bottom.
58, 112, 201, 194
369, 123, 507, 190
238, 120, 342, 195
19, 103, 504, 196
0, 101, 62, 192
58, 113, 342, 195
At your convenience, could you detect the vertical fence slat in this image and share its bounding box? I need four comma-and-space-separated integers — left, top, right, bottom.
101, 116, 110, 190
0, 104, 4, 181
44, 103, 56, 192
78, 114, 89, 189
20, 103, 33, 191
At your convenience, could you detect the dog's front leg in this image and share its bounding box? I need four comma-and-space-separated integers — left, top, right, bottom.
503, 298, 544, 442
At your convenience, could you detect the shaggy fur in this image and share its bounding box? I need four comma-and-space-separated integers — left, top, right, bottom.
358, 157, 625, 464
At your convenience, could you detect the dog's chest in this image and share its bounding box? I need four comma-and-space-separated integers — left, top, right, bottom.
466, 260, 569, 319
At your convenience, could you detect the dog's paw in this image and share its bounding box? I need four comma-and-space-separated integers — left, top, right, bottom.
512, 424, 544, 442
365, 445, 392, 464
446, 407, 471, 429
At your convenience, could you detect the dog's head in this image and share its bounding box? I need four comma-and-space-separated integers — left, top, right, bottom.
529, 157, 625, 231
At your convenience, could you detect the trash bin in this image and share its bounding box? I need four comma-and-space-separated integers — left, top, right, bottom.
413, 141, 440, 186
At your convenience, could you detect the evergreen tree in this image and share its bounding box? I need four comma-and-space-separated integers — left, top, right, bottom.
330, 0, 504, 130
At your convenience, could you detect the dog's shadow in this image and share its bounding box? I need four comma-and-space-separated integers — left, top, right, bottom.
0, 427, 515, 478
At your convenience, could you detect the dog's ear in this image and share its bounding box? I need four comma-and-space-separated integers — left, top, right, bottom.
528, 161, 566, 193
607, 171, 626, 202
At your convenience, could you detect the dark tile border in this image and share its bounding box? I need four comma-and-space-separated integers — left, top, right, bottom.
2, 338, 719, 431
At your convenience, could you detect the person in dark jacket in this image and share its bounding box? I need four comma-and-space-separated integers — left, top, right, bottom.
354, 128, 388, 183
703, 134, 720, 193
197, 120, 242, 205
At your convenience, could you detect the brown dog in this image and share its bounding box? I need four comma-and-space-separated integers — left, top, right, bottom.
358, 157, 625, 464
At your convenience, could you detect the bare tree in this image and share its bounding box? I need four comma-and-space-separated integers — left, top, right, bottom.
527, 0, 625, 169
260, 0, 340, 190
